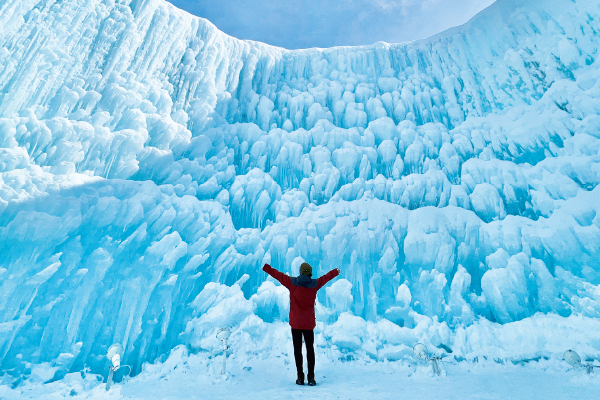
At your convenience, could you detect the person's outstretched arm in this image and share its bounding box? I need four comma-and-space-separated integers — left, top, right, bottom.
263, 263, 292, 289
317, 268, 340, 290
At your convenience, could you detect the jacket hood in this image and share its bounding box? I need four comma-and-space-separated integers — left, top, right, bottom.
291, 274, 318, 289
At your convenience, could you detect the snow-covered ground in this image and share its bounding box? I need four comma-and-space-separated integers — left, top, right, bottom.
4, 314, 600, 399
2, 347, 600, 400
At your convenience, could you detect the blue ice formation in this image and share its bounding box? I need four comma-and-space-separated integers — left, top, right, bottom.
0, 0, 600, 383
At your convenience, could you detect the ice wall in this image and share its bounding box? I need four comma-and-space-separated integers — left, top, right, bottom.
1, 0, 600, 383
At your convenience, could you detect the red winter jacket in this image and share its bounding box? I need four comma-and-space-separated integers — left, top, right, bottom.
263, 264, 340, 330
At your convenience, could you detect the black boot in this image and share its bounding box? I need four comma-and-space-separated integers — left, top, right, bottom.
307, 372, 316, 386
296, 372, 305, 385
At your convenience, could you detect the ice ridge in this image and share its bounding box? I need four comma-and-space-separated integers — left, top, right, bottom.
0, 0, 599, 383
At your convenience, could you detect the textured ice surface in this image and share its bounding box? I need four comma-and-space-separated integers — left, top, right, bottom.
1, 0, 600, 384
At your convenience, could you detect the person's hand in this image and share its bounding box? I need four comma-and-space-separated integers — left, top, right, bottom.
335, 268, 340, 274
263, 263, 271, 270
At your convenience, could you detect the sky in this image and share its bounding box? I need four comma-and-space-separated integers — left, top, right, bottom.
165, 0, 497, 50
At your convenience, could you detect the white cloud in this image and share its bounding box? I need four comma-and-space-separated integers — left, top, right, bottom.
167, 0, 496, 49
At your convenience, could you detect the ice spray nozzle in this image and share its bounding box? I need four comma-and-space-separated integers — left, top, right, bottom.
105, 344, 131, 391
413, 343, 441, 375
217, 327, 232, 374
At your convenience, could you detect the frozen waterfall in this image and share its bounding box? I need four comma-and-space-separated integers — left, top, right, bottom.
0, 0, 599, 384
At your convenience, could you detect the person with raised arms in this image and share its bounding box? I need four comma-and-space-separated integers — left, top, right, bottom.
262, 262, 340, 386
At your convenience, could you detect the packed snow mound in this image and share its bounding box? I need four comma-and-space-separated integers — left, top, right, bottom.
0, 0, 600, 384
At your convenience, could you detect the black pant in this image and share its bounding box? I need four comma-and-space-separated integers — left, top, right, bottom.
291, 329, 315, 376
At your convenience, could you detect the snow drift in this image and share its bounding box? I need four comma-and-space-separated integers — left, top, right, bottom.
0, 0, 600, 384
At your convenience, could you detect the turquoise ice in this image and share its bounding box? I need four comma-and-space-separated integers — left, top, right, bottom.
0, 0, 599, 384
